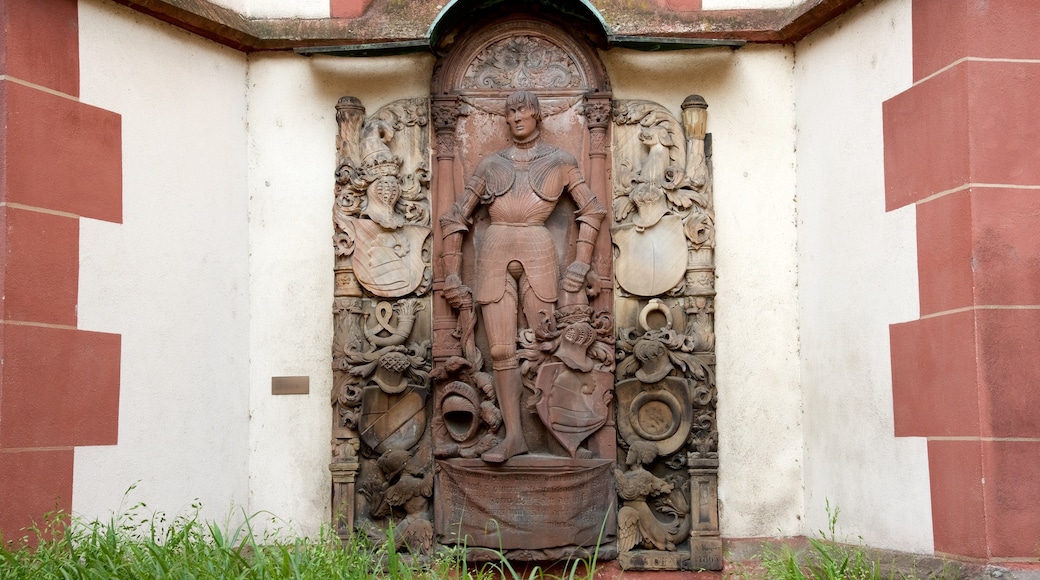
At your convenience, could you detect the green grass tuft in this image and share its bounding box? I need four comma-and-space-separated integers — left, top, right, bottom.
0, 495, 464, 580
0, 490, 606, 580
759, 501, 915, 580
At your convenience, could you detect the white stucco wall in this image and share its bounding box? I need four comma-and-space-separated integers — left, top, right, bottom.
604, 45, 805, 538
794, 0, 931, 552
75, 0, 251, 521
244, 52, 435, 535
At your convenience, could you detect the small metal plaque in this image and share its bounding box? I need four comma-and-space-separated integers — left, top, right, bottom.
271, 376, 309, 395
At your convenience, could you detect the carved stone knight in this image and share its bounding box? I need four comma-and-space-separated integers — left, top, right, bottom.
439, 91, 607, 463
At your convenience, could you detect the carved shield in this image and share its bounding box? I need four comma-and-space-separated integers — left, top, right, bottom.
351, 221, 429, 298
615, 376, 693, 457
360, 385, 428, 454
534, 362, 613, 457
612, 214, 687, 297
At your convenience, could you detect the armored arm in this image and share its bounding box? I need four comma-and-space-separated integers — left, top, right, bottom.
562, 167, 607, 292
438, 174, 483, 307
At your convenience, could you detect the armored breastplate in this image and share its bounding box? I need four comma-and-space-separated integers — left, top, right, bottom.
483, 142, 569, 203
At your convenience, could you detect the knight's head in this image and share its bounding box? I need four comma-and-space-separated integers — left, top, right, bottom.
504, 91, 542, 141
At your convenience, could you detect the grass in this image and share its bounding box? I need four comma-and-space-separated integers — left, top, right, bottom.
757, 501, 914, 580
0, 493, 601, 580
0, 499, 457, 579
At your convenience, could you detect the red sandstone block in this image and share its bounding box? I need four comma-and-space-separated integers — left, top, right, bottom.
0, 448, 74, 545
971, 188, 1040, 308
883, 64, 969, 210
0, 0, 79, 96
916, 189, 973, 316
892, 308, 1040, 439
0, 81, 122, 222
913, 0, 1040, 82
0, 324, 120, 448
884, 61, 1040, 210
890, 311, 980, 438
982, 440, 1040, 558
917, 188, 1040, 315
330, 0, 373, 18
975, 309, 1040, 438
662, 0, 702, 11
928, 439, 987, 559
968, 62, 1040, 188
1, 207, 79, 326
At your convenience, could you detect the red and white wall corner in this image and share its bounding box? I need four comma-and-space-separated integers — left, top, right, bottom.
0, 0, 122, 542
886, 0, 1040, 563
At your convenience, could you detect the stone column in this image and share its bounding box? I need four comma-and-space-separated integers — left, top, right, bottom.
584, 92, 613, 308
431, 97, 461, 364
688, 454, 721, 570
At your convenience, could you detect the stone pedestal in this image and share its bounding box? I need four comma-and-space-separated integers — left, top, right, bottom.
435, 456, 616, 552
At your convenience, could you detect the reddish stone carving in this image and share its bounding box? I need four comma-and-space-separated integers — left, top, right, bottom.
330, 97, 434, 554
616, 442, 691, 553
461, 36, 583, 90
327, 18, 723, 570
438, 90, 608, 465
430, 17, 616, 559
612, 96, 719, 571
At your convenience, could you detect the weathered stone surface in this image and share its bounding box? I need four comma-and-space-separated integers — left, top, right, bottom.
330, 98, 434, 555
113, 0, 864, 51
612, 95, 718, 569
329, 10, 720, 569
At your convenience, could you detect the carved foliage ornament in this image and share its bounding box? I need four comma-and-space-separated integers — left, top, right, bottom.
330, 97, 435, 555
612, 97, 719, 570
461, 35, 582, 90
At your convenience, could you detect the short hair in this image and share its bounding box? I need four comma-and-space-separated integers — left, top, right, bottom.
504, 91, 542, 123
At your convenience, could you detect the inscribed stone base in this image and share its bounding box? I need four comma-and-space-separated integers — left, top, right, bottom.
690, 536, 724, 570
434, 456, 616, 553
618, 550, 693, 571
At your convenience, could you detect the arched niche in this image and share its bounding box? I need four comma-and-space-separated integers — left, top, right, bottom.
426, 11, 619, 561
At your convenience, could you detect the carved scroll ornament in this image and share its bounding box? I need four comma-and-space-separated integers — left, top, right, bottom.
460, 35, 583, 91
330, 97, 434, 555
612, 96, 719, 571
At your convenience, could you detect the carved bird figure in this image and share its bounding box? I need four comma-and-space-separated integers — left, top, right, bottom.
615, 441, 689, 553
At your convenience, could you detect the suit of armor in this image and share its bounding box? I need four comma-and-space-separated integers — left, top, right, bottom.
439, 92, 605, 463
440, 140, 605, 306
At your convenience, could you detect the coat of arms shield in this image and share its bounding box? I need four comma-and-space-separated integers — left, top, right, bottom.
533, 362, 613, 457
612, 214, 687, 297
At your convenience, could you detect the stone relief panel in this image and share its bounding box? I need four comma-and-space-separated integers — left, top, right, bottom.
460, 35, 584, 91
429, 18, 617, 562
611, 96, 720, 571
326, 21, 721, 572
330, 97, 435, 554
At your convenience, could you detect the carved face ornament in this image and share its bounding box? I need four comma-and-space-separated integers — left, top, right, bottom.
506, 103, 538, 142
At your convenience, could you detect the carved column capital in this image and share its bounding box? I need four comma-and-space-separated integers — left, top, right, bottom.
431, 98, 460, 159
335, 96, 367, 170
583, 97, 612, 130
336, 95, 365, 117
584, 95, 611, 158
681, 94, 708, 140
431, 100, 458, 131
